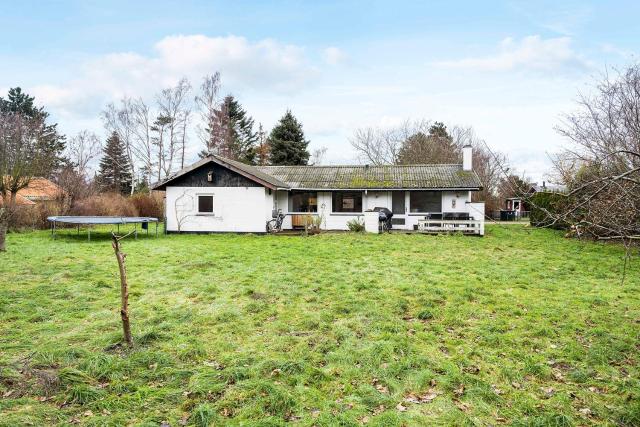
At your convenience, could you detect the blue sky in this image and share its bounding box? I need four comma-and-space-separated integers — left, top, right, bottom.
1, 0, 638, 180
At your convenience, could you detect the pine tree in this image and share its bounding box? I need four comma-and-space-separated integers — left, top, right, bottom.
97, 131, 133, 194
226, 96, 258, 164
0, 87, 66, 177
268, 110, 310, 165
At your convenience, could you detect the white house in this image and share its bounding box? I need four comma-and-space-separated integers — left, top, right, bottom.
152, 145, 485, 235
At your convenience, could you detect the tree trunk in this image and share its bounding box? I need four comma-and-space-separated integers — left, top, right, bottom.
0, 217, 7, 252
111, 233, 133, 347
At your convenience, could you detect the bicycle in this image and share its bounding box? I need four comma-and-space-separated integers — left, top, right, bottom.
266, 209, 285, 233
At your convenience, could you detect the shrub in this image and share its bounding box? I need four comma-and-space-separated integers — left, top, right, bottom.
10, 202, 66, 230
347, 216, 365, 232
72, 193, 138, 217
302, 214, 323, 235
530, 192, 568, 229
130, 192, 164, 219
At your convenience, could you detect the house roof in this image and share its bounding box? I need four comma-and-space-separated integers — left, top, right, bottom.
0, 177, 62, 206
18, 178, 63, 200
152, 155, 290, 191
152, 156, 483, 191
256, 164, 482, 190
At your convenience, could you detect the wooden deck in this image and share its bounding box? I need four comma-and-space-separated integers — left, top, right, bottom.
414, 219, 483, 235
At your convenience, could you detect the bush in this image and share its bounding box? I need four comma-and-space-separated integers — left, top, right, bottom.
10, 202, 66, 230
130, 192, 164, 219
72, 193, 138, 217
347, 216, 365, 232
530, 192, 568, 229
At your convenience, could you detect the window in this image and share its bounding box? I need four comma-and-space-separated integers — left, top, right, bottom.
409, 191, 441, 213
289, 191, 318, 212
332, 191, 363, 213
198, 195, 214, 214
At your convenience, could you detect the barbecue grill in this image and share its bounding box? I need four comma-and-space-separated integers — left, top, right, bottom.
372, 207, 393, 231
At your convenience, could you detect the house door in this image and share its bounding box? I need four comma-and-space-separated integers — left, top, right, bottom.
392, 191, 406, 227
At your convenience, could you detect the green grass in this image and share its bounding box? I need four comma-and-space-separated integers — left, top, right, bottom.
1, 225, 639, 426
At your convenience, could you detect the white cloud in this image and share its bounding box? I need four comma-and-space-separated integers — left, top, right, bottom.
322, 47, 347, 65
28, 35, 318, 118
436, 35, 590, 72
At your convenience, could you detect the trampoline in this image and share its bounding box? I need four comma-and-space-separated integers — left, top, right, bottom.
47, 216, 159, 241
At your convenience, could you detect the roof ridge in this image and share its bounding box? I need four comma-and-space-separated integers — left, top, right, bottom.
257, 163, 463, 168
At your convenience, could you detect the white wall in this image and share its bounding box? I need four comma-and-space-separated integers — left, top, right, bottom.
441, 191, 471, 213
270, 189, 480, 232
165, 186, 271, 233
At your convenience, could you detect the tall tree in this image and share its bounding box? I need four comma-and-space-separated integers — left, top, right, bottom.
97, 132, 133, 194
195, 73, 222, 157
0, 87, 66, 177
397, 121, 459, 164
255, 123, 270, 165
0, 110, 51, 251
268, 110, 310, 165
223, 95, 258, 163
197, 95, 258, 163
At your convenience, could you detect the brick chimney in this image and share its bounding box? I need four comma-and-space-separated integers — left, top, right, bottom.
462, 144, 472, 171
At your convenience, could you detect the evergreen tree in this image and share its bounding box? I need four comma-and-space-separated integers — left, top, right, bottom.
97, 131, 133, 194
199, 95, 258, 163
397, 121, 459, 164
0, 87, 66, 177
268, 110, 310, 165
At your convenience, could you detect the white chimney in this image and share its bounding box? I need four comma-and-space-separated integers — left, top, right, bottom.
462, 144, 472, 171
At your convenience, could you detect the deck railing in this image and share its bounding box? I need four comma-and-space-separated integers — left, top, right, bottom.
417, 219, 483, 235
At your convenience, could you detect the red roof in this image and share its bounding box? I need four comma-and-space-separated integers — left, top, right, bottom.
1, 178, 62, 206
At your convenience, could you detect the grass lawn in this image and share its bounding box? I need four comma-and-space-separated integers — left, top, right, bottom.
1, 225, 639, 426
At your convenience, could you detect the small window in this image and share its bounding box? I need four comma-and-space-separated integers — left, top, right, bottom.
289, 191, 318, 212
409, 191, 441, 213
332, 191, 363, 213
198, 195, 214, 214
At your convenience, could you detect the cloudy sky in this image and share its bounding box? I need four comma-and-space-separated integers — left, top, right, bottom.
1, 0, 638, 181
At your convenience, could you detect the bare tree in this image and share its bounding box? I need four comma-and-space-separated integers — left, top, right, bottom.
310, 146, 328, 165
350, 125, 403, 165
0, 111, 49, 251
549, 64, 640, 243
66, 130, 102, 177
255, 123, 270, 165
195, 72, 222, 156
156, 78, 192, 175
129, 98, 155, 187
111, 231, 134, 347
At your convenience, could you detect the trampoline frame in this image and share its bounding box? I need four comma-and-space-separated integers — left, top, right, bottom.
47, 216, 159, 241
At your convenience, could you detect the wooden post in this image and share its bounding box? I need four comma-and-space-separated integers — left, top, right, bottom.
111, 232, 133, 347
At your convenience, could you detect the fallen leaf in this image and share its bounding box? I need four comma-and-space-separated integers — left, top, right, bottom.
464, 365, 480, 374
455, 401, 470, 412
396, 403, 407, 412
541, 386, 555, 398
579, 407, 592, 416
454, 384, 465, 397
83, 410, 94, 417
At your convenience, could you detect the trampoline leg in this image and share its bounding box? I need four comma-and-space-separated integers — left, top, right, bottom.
135, 223, 138, 240
155, 222, 158, 237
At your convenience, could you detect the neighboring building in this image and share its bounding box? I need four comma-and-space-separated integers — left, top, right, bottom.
504, 181, 566, 217
153, 146, 485, 234
0, 178, 63, 208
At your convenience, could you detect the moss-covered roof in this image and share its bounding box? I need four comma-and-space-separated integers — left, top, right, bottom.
255, 164, 482, 190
